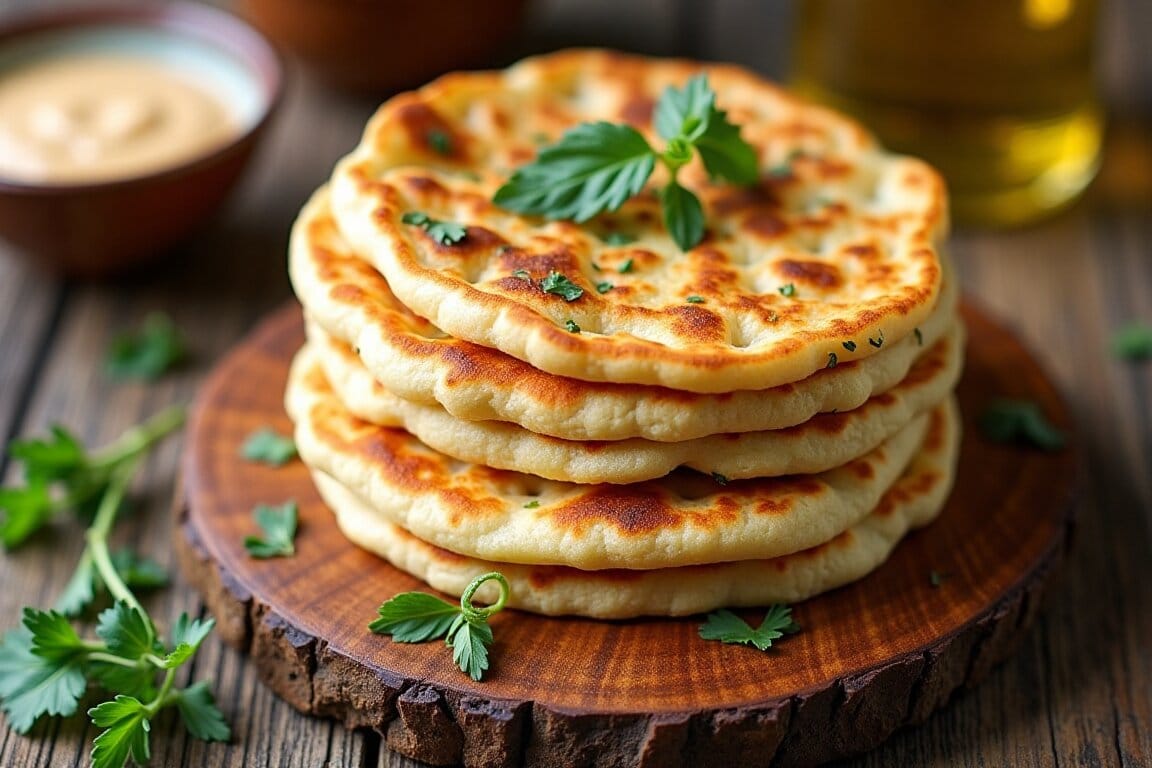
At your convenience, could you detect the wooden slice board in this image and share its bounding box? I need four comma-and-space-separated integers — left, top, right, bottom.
176, 302, 1078, 768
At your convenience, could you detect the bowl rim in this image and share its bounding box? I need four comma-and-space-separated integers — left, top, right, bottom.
0, 1, 284, 195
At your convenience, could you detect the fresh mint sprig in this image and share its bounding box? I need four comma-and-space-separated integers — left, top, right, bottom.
494, 75, 758, 250
370, 571, 510, 681
0, 419, 229, 766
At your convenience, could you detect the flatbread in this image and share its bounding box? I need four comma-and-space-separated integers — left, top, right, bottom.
311, 397, 956, 617
328, 49, 947, 393
287, 353, 939, 570
306, 321, 963, 483
292, 186, 958, 442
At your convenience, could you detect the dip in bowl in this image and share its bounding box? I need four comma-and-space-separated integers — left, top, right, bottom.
0, 2, 282, 277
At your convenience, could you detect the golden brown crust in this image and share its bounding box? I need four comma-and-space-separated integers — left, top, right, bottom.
329, 49, 948, 392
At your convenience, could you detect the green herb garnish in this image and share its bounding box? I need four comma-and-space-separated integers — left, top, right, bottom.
540, 271, 585, 301
240, 428, 297, 467
512, 269, 531, 281
618, 258, 635, 274
369, 571, 510, 681
929, 570, 948, 588
979, 399, 1065, 451
493, 75, 758, 251
842, 340, 857, 352
685, 295, 705, 304
523, 500, 540, 509
105, 314, 186, 381
243, 501, 298, 559
778, 283, 796, 298
401, 211, 467, 245
826, 352, 838, 368
869, 331, 885, 349
603, 232, 636, 246
596, 281, 614, 294
564, 319, 581, 333
914, 328, 924, 346
427, 128, 453, 156
710, 472, 729, 486
0, 414, 228, 766
1112, 323, 1152, 361
699, 605, 799, 651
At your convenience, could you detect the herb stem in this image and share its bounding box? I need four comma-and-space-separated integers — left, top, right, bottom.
86, 459, 149, 625
86, 651, 144, 669
89, 406, 186, 472
146, 668, 179, 717
460, 572, 510, 622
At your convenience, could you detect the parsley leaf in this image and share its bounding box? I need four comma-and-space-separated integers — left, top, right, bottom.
105, 313, 186, 381
699, 605, 800, 651
980, 399, 1065, 450
96, 602, 155, 661
1112, 323, 1152, 361
240, 428, 297, 467
163, 614, 215, 669
369, 572, 509, 681
540, 271, 585, 301
494, 121, 656, 222
89, 695, 152, 768
0, 623, 87, 733
244, 501, 298, 558
401, 211, 467, 245
0, 481, 54, 549
172, 680, 230, 742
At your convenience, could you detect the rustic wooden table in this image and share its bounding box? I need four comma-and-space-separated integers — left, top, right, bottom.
1, 1, 1149, 766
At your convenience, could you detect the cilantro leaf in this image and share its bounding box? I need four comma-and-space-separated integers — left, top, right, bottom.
980, 399, 1065, 451
448, 615, 494, 682
0, 625, 87, 733
1113, 323, 1152, 361
660, 180, 705, 251
0, 481, 54, 549
96, 602, 156, 661
105, 313, 186, 381
401, 211, 467, 245
173, 681, 230, 742
694, 106, 760, 184
243, 501, 298, 558
89, 695, 152, 768
540, 271, 585, 301
240, 428, 297, 467
369, 592, 460, 642
699, 605, 800, 651
494, 121, 656, 222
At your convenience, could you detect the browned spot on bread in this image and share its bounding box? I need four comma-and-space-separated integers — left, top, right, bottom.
403, 175, 449, 198
665, 304, 727, 343
775, 259, 843, 289
620, 96, 655, 128
395, 102, 464, 160
846, 458, 876, 481
755, 497, 794, 516
708, 182, 780, 216
843, 243, 879, 260
552, 488, 681, 536
742, 211, 790, 240
496, 245, 582, 278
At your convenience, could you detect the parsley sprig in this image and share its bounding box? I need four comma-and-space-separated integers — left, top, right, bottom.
0, 406, 185, 550
243, 501, 298, 559
0, 416, 229, 766
240, 428, 297, 467
401, 211, 467, 245
369, 572, 510, 681
494, 75, 758, 251
105, 313, 187, 381
698, 605, 800, 651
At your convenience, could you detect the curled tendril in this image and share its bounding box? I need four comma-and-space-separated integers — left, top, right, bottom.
460, 572, 510, 623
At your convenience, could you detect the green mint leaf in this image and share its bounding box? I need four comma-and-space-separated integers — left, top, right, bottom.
173, 681, 230, 742
694, 106, 760, 185
1112, 323, 1152, 361
603, 232, 635, 246
699, 605, 799, 651
401, 211, 467, 245
0, 626, 87, 733
244, 501, 298, 558
0, 481, 54, 550
89, 695, 151, 768
96, 602, 155, 661
540, 271, 585, 302
240, 428, 297, 467
654, 74, 714, 142
105, 313, 186, 381
449, 615, 494, 681
979, 399, 1066, 451
369, 592, 461, 642
661, 181, 705, 251
494, 122, 656, 222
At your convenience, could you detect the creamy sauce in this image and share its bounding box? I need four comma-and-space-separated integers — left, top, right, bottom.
0, 54, 238, 184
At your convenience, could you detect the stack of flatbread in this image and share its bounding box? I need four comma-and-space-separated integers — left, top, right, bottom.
286, 51, 962, 619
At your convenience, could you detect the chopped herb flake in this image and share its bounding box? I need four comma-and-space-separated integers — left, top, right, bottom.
869, 330, 885, 349
603, 232, 636, 246
523, 500, 540, 509
595, 281, 614, 294
686, 295, 705, 304
540, 271, 585, 301
914, 328, 924, 347
929, 570, 948, 588
842, 340, 857, 352
1112, 323, 1152, 361
778, 283, 796, 298
711, 472, 729, 486
401, 211, 467, 245
427, 129, 453, 156
826, 352, 837, 368
513, 269, 531, 280
564, 319, 581, 333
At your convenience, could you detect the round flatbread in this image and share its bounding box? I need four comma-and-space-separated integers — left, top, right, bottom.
306, 320, 963, 483
309, 398, 958, 618
328, 49, 948, 393
287, 352, 940, 570
292, 186, 958, 442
